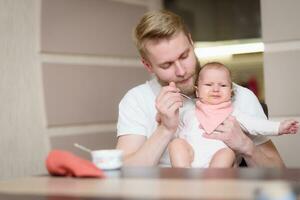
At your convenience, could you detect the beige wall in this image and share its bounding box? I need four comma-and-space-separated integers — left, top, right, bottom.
41, 0, 158, 157
0, 0, 161, 179
261, 0, 300, 167
0, 0, 50, 179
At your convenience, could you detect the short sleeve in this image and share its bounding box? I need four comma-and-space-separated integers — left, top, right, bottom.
232, 84, 270, 145
117, 89, 150, 137
233, 84, 267, 119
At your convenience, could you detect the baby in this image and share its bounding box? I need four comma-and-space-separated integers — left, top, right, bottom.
168, 62, 299, 168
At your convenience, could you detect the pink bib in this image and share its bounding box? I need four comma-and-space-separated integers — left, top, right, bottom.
195, 101, 233, 134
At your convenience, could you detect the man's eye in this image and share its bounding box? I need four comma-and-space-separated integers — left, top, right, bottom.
180, 53, 188, 59
160, 63, 171, 69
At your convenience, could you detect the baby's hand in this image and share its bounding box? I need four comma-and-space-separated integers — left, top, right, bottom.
278, 120, 299, 135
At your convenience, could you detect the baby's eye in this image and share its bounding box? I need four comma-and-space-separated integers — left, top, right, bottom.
204, 83, 212, 86
221, 84, 228, 87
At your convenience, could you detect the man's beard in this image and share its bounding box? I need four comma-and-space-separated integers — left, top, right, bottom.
157, 60, 201, 96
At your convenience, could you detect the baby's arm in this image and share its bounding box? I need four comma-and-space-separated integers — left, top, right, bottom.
233, 111, 280, 136
278, 120, 299, 135
234, 110, 299, 136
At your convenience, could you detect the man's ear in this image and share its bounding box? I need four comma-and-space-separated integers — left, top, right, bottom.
142, 58, 153, 73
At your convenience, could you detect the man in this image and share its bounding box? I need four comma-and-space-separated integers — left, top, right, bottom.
116, 10, 284, 167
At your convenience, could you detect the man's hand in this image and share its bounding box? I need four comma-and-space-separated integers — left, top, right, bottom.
155, 82, 183, 133
202, 116, 254, 156
279, 120, 299, 135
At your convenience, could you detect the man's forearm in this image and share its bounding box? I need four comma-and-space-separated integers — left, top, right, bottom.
242, 140, 285, 168
121, 125, 174, 166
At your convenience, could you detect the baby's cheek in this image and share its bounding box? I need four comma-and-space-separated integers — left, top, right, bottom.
225, 91, 232, 100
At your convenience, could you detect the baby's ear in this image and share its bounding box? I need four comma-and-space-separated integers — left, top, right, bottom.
231, 83, 235, 97
194, 86, 199, 97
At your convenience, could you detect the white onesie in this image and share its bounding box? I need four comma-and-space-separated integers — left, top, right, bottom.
177, 103, 280, 167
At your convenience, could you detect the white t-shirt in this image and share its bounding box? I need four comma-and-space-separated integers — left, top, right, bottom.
117, 78, 269, 167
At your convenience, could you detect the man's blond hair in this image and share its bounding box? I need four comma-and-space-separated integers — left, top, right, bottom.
134, 10, 191, 59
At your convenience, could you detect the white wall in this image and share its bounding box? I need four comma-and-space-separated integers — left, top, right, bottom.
261, 0, 300, 167
0, 0, 50, 179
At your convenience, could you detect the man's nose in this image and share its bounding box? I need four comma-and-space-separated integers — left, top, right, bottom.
174, 60, 186, 76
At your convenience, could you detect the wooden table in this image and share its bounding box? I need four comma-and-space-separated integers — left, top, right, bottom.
0, 167, 300, 200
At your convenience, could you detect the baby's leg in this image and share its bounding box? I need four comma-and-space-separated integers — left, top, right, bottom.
168, 138, 194, 168
209, 148, 235, 168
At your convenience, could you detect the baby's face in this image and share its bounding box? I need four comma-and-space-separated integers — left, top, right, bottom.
197, 67, 232, 105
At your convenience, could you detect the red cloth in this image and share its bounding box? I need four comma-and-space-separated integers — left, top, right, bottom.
46, 150, 105, 178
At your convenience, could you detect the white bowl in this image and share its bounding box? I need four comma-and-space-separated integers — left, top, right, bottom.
91, 149, 123, 170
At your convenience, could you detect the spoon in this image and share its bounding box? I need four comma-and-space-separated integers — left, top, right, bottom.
74, 143, 92, 153
179, 92, 197, 103
179, 92, 193, 100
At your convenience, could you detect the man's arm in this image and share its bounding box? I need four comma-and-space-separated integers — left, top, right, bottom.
116, 125, 174, 166
116, 82, 183, 166
242, 139, 285, 167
